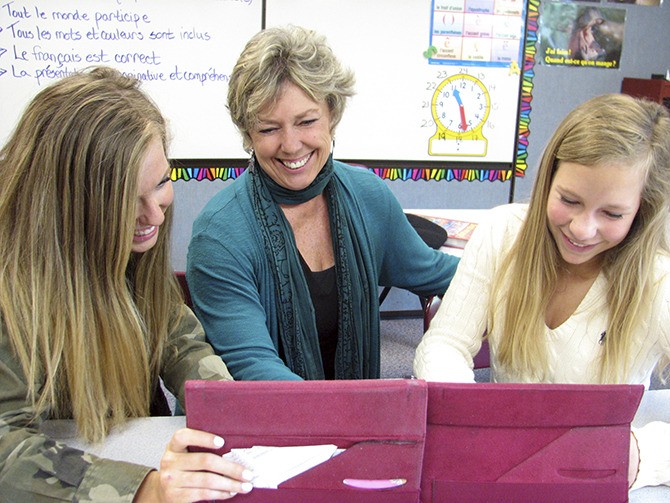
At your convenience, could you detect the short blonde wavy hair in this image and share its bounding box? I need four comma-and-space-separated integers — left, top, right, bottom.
227, 25, 356, 151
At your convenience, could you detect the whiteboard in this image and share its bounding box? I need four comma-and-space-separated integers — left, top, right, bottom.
1, 0, 526, 164
267, 0, 527, 165
0, 0, 262, 159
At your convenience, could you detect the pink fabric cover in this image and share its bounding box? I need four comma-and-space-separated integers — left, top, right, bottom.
185, 380, 643, 502
421, 382, 643, 503
186, 379, 427, 502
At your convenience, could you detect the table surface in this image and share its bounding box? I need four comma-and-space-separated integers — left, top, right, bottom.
42, 388, 669, 501
407, 208, 488, 218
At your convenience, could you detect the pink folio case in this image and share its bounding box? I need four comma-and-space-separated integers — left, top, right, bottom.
421, 382, 644, 503
185, 379, 428, 502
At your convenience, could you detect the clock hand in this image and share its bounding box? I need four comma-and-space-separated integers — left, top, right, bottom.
453, 89, 468, 131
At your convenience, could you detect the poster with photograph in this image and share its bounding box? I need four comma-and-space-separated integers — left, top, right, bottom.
539, 4, 626, 69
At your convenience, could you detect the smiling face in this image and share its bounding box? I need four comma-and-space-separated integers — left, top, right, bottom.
546, 161, 644, 275
132, 137, 173, 253
249, 82, 333, 191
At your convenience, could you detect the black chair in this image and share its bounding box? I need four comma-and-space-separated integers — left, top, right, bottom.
379, 213, 449, 306
174, 271, 193, 309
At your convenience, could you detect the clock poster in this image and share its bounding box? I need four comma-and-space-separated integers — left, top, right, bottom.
425, 0, 527, 162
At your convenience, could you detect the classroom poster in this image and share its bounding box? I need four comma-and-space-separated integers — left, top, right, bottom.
425, 0, 527, 163
539, 4, 626, 69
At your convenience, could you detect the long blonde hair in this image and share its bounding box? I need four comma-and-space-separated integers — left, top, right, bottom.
0, 67, 183, 442
491, 94, 670, 383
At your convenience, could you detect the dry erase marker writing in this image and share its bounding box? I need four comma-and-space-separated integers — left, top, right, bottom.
343, 478, 407, 489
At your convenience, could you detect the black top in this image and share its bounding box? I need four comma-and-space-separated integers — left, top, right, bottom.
300, 255, 339, 379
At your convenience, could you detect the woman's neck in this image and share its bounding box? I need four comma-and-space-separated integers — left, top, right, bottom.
281, 194, 334, 272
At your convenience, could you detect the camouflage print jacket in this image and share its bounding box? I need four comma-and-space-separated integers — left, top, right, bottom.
0, 304, 233, 502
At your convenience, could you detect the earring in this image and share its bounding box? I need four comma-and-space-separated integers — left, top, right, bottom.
247, 149, 255, 171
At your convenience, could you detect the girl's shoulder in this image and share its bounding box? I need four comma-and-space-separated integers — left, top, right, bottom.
477, 203, 528, 248
483, 203, 528, 227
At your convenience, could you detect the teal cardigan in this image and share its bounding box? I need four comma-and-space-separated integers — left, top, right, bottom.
187, 161, 459, 380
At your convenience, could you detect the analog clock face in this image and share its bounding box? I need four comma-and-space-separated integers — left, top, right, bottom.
432, 75, 491, 135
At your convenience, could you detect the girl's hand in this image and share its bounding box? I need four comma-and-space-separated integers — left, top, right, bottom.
134, 428, 254, 502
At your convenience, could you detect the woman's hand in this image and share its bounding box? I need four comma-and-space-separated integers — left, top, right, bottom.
134, 428, 254, 502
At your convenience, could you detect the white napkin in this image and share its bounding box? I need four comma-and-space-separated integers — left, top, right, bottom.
223, 444, 343, 489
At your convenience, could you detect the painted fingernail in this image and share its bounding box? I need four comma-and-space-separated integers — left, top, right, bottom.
213, 436, 225, 448
242, 469, 254, 481
241, 482, 254, 493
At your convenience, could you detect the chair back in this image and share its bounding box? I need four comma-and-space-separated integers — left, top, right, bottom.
174, 271, 193, 309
